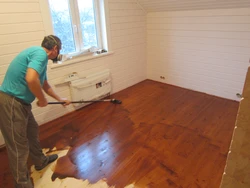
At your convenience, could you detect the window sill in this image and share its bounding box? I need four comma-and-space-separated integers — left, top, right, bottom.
50, 51, 114, 69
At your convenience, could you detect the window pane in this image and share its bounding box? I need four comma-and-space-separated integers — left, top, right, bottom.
77, 0, 98, 49
48, 0, 76, 54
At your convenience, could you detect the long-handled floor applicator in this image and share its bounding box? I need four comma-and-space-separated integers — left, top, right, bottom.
48, 98, 122, 105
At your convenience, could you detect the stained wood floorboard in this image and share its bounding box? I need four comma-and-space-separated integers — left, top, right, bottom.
0, 80, 239, 188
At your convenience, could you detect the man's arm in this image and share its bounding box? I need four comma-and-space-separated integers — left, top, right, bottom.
26, 68, 47, 107
42, 80, 71, 106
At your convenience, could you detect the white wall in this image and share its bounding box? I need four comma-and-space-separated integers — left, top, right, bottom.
2, 1, 249, 125
138, 0, 250, 12
147, 8, 250, 100
0, 0, 147, 125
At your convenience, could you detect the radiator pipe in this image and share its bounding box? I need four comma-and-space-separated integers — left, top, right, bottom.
48, 99, 122, 105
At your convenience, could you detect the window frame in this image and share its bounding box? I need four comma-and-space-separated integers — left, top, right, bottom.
39, 0, 111, 61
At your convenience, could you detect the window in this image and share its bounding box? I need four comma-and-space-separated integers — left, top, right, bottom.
47, 0, 106, 56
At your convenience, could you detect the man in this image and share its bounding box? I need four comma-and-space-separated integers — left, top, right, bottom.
0, 35, 71, 187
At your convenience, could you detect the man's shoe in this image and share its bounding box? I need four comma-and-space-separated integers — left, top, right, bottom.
35, 154, 58, 171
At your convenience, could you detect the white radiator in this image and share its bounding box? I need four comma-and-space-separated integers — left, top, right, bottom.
70, 69, 111, 108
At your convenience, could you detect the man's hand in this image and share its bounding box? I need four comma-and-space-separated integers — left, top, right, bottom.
37, 98, 48, 107
42, 81, 71, 107
59, 98, 71, 106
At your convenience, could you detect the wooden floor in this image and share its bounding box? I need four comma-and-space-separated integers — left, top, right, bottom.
0, 80, 239, 188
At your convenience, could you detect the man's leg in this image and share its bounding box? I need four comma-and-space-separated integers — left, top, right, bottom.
27, 112, 47, 167
27, 111, 58, 171
0, 92, 33, 188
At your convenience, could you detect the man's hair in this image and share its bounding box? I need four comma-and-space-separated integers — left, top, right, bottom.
41, 35, 62, 50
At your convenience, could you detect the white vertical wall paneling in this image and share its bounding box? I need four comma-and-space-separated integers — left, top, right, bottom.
147, 8, 250, 100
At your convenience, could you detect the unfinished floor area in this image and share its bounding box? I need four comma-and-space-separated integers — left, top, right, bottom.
0, 80, 239, 188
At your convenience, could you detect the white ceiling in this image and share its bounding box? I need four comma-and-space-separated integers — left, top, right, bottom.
137, 0, 250, 12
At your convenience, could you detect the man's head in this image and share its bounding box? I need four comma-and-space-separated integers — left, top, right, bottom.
41, 35, 62, 63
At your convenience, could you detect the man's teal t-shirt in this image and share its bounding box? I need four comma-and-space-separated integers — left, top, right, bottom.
0, 46, 48, 104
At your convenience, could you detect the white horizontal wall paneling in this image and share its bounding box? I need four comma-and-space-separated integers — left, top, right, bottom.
0, 0, 38, 2
0, 13, 42, 24
0, 31, 45, 46
0, 2, 40, 13
0, 1, 45, 81
0, 0, 47, 124
137, 0, 250, 12
147, 8, 250, 17
0, 23, 44, 35
147, 8, 250, 100
0, 0, 147, 125
0, 41, 42, 57
147, 16, 250, 24
109, 0, 147, 92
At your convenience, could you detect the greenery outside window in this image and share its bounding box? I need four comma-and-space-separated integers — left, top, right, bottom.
47, 0, 107, 59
